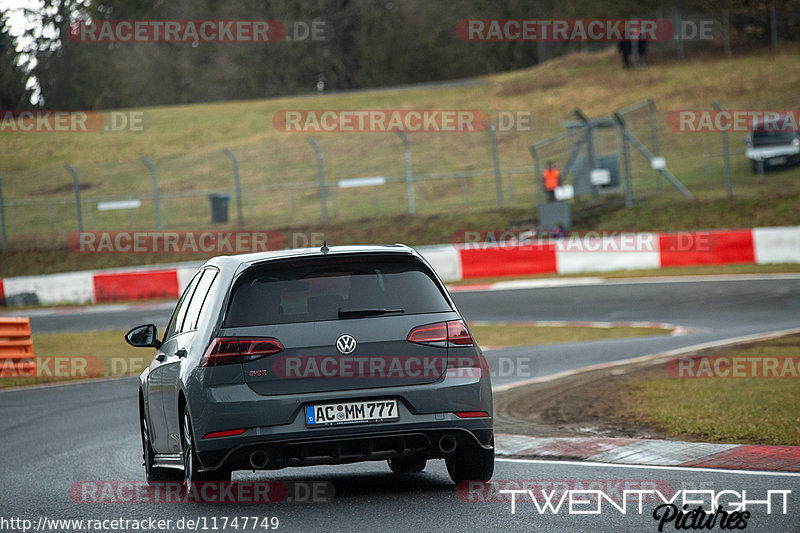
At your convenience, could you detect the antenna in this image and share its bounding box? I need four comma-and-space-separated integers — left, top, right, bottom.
321, 240, 329, 253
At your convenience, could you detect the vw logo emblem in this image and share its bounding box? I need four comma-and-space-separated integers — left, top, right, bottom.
336, 334, 357, 355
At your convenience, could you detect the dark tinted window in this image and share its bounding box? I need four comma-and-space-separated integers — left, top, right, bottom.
225, 254, 451, 327
752, 129, 798, 146
163, 271, 201, 340
182, 269, 218, 332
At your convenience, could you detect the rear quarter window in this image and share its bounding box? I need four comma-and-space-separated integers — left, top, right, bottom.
225, 254, 452, 327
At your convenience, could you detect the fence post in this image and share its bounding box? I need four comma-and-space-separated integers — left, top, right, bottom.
613, 113, 634, 208
223, 148, 244, 229
65, 164, 83, 233
574, 109, 597, 199
769, 2, 778, 51
395, 130, 415, 215
308, 138, 327, 222
722, 9, 732, 57
712, 102, 733, 198
528, 144, 543, 209
647, 98, 663, 193
142, 157, 163, 232
486, 124, 503, 209
0, 179, 7, 252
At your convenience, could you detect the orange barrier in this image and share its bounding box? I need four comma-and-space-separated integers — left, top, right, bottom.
0, 317, 35, 376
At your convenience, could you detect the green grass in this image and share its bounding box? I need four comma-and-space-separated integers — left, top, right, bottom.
621, 335, 800, 445
469, 324, 670, 347
1, 323, 669, 388
1, 46, 799, 261
0, 330, 149, 388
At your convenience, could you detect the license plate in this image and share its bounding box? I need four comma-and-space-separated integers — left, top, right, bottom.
771, 157, 787, 165
305, 399, 398, 427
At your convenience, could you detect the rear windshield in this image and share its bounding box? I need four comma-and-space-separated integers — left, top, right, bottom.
751, 129, 798, 146
225, 254, 452, 327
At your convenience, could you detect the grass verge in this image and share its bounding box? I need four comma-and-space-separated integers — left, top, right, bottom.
620, 334, 800, 445
470, 324, 670, 347
1, 324, 670, 388
0, 330, 147, 388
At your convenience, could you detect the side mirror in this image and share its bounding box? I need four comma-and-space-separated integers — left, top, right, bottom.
125, 324, 162, 349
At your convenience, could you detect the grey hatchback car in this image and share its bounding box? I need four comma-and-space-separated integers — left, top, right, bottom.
126, 244, 493, 491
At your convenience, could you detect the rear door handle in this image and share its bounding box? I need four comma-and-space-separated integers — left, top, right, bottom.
175, 348, 187, 358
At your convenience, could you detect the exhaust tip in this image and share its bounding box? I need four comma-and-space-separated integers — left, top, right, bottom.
249, 450, 268, 469
438, 435, 457, 454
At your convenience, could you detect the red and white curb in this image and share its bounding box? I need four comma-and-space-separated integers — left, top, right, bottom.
495, 434, 800, 473
1, 226, 799, 306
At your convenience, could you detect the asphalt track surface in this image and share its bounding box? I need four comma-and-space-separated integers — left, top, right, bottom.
2, 275, 800, 532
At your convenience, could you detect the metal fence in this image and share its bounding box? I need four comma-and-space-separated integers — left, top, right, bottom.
1, 94, 797, 252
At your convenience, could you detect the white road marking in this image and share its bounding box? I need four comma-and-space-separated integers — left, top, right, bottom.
496, 458, 800, 477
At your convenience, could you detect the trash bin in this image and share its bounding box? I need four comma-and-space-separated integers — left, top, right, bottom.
208, 193, 230, 223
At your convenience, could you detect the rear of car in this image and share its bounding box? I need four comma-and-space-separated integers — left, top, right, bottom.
184, 246, 493, 484
745, 115, 800, 171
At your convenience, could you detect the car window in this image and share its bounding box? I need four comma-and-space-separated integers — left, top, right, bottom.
182, 269, 218, 332
225, 255, 452, 327
751, 130, 798, 146
163, 271, 201, 341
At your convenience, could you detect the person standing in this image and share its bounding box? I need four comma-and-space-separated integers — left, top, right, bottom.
636, 36, 648, 68
542, 161, 561, 202
618, 39, 632, 69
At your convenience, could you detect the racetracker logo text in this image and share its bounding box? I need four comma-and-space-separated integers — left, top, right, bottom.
667, 110, 799, 133
69, 480, 333, 504
667, 355, 800, 378
456, 19, 677, 42
0, 110, 146, 132
69, 20, 288, 43
68, 231, 284, 253
273, 110, 490, 133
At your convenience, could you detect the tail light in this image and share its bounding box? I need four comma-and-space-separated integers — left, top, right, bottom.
201, 337, 284, 367
455, 411, 490, 418
407, 320, 474, 347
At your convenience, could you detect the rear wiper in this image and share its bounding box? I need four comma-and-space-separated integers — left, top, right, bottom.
338, 308, 404, 318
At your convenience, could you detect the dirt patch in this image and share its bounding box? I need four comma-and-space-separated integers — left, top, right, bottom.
34, 181, 97, 195
494, 359, 669, 439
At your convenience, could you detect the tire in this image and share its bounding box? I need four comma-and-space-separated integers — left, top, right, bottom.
388, 456, 427, 474
445, 443, 494, 484
140, 413, 181, 484
182, 405, 231, 496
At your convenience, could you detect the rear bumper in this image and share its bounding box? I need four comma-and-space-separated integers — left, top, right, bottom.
187, 372, 493, 472
199, 421, 493, 472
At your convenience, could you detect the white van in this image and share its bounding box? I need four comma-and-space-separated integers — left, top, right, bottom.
745, 114, 800, 172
